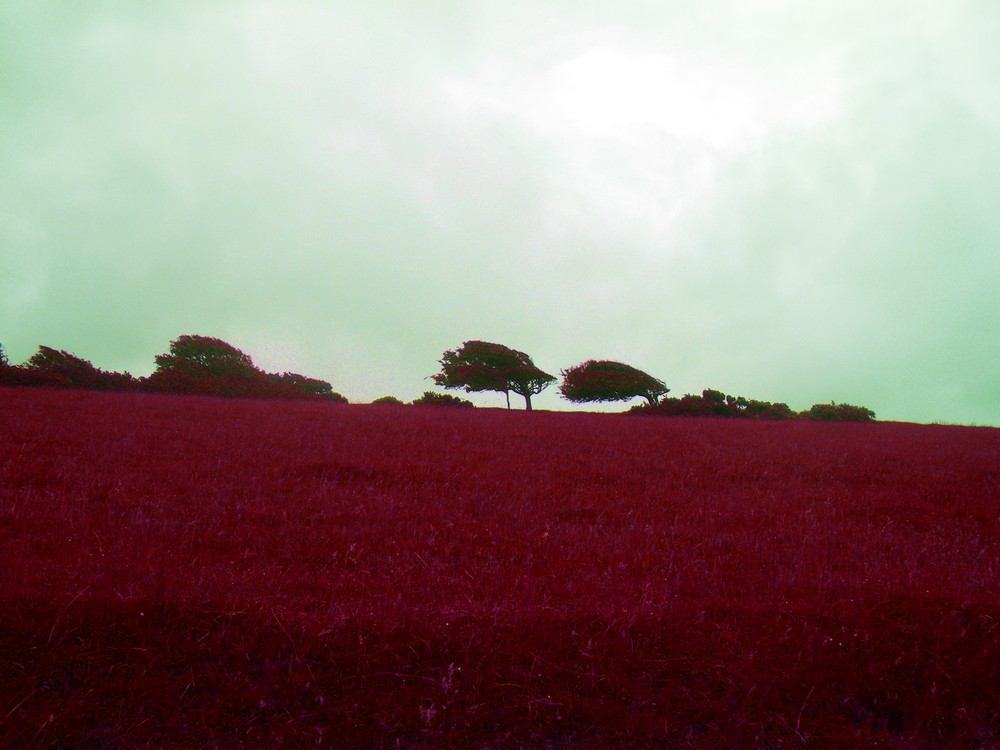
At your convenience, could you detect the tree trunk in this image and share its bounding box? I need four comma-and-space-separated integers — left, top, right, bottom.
523, 393, 532, 411
505, 390, 510, 409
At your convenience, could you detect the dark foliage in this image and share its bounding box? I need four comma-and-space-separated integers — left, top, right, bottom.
27, 345, 98, 373
0, 337, 344, 403
560, 360, 668, 406
432, 340, 555, 410
152, 334, 258, 378
633, 390, 875, 421
0, 342, 8, 368
146, 335, 345, 402
632, 388, 797, 419
805, 402, 877, 422
372, 396, 405, 406
265, 372, 347, 402
1, 345, 141, 391
411, 391, 474, 408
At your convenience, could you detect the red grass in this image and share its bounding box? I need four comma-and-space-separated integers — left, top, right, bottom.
1, 388, 998, 748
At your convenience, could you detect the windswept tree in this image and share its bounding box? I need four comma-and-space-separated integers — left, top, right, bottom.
147, 335, 263, 396
431, 340, 555, 411
560, 360, 669, 406
25, 346, 100, 388
149, 335, 344, 401
27, 345, 98, 375
153, 335, 257, 378
20, 345, 137, 390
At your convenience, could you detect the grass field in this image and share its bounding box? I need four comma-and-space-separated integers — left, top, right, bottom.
1, 387, 998, 748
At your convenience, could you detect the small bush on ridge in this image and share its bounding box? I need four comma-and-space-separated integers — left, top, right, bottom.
805, 402, 876, 422
632, 388, 805, 420
411, 391, 474, 408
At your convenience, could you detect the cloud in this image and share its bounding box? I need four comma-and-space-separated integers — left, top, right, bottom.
2, 1, 998, 423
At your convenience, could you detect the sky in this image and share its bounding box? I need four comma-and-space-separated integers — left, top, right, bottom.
3, 0, 998, 424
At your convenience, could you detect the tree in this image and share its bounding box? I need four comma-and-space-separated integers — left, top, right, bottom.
153, 335, 257, 378
18, 345, 138, 390
27, 345, 98, 374
148, 335, 345, 401
0, 343, 8, 368
559, 360, 668, 406
431, 340, 555, 411
147, 335, 263, 396
25, 345, 100, 388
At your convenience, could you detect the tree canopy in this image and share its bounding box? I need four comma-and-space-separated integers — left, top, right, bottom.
431, 340, 555, 410
18, 345, 137, 390
147, 335, 346, 401
560, 360, 669, 406
267, 372, 342, 400
27, 345, 99, 374
153, 335, 257, 378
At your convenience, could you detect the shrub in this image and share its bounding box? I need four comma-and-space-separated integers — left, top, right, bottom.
411, 391, 474, 408
265, 372, 347, 402
372, 396, 405, 406
804, 402, 876, 422
18, 345, 139, 391
632, 389, 806, 420
0, 366, 73, 388
702, 388, 726, 404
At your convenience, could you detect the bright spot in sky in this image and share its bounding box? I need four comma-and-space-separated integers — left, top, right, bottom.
524, 45, 842, 151
446, 42, 843, 247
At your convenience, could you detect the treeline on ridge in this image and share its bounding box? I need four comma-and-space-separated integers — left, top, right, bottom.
430, 341, 875, 422
0, 336, 347, 403
628, 388, 876, 422
0, 336, 875, 421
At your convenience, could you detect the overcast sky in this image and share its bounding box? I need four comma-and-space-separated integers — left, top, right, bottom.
3, 1, 998, 424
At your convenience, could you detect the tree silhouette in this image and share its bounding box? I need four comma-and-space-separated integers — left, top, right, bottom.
560, 360, 668, 406
147, 335, 264, 396
153, 335, 257, 378
0, 343, 8, 368
148, 335, 346, 401
432, 340, 555, 411
27, 346, 98, 374
805, 402, 876, 422
18, 345, 138, 390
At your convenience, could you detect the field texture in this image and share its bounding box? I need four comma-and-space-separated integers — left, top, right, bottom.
1, 388, 998, 748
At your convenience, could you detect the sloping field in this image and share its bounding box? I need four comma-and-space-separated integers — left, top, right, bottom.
1, 388, 998, 748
